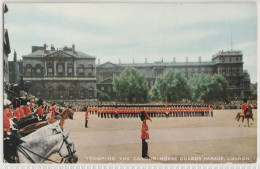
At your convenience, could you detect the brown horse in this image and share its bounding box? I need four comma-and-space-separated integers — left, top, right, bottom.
19, 108, 74, 135
235, 104, 254, 127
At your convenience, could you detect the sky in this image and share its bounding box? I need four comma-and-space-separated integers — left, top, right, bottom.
4, 3, 257, 83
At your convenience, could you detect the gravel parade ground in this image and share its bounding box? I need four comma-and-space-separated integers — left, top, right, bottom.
49, 109, 257, 164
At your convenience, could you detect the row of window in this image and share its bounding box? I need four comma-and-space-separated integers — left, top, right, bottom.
219, 57, 242, 63
25, 63, 94, 75
34, 86, 95, 99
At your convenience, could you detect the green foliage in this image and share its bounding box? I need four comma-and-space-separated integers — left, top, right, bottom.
189, 73, 228, 102
97, 90, 111, 101
113, 67, 148, 103
148, 69, 190, 102
250, 83, 257, 99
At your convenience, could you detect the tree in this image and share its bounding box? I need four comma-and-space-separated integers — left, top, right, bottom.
148, 69, 190, 102
250, 83, 257, 100
189, 73, 228, 102
113, 67, 148, 103
97, 90, 111, 101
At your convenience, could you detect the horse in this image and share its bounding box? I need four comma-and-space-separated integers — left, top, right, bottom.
21, 121, 62, 141
235, 104, 254, 127
17, 131, 78, 163
18, 108, 74, 135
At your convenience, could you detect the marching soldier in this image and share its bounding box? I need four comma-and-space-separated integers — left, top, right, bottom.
140, 111, 152, 159
210, 106, 213, 117
115, 107, 119, 119
85, 106, 89, 128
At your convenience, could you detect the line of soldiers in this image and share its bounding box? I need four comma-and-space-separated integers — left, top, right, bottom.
4, 98, 34, 132
85, 105, 214, 118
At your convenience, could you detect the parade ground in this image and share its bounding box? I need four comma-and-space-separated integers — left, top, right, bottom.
50, 109, 257, 163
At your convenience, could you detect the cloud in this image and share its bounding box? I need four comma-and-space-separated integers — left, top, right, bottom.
5, 3, 257, 83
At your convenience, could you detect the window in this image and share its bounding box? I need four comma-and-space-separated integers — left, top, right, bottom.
36, 64, 42, 74
101, 87, 105, 91
79, 64, 84, 74
57, 85, 65, 99
47, 63, 53, 74
79, 87, 86, 99
68, 87, 74, 99
57, 64, 63, 73
87, 64, 94, 75
49, 87, 54, 98
222, 57, 225, 62
67, 64, 73, 75
48, 68, 53, 73
236, 69, 239, 75
26, 64, 32, 73
108, 87, 111, 93
88, 87, 94, 98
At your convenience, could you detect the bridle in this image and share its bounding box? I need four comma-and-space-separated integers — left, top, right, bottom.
17, 133, 76, 163
58, 133, 76, 161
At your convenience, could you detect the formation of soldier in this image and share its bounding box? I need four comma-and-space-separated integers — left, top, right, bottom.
84, 104, 214, 118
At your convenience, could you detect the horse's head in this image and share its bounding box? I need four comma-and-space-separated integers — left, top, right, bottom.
58, 131, 78, 163
60, 109, 74, 120
51, 121, 62, 134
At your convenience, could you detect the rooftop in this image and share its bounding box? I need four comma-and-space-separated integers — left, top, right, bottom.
212, 50, 243, 58
22, 44, 95, 59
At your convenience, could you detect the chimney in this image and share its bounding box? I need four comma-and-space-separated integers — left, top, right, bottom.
145, 58, 147, 63
198, 56, 201, 63
72, 43, 75, 53
133, 58, 134, 64
98, 59, 100, 65
173, 57, 176, 63
44, 44, 47, 54
186, 57, 188, 63
119, 58, 121, 64
51, 44, 55, 51
162, 58, 163, 63
14, 49, 17, 62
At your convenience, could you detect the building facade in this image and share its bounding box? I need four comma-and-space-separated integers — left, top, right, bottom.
22, 44, 97, 102
97, 50, 251, 100
9, 50, 21, 83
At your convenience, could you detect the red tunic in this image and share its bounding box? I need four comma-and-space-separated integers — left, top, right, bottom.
3, 114, 11, 132
85, 112, 89, 120
241, 103, 248, 111
38, 107, 44, 116
23, 106, 31, 116
141, 122, 149, 139
13, 108, 21, 120
4, 108, 13, 118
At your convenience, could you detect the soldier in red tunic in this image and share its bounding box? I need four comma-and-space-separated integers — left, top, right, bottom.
140, 111, 152, 159
85, 106, 89, 128
37, 104, 44, 120
241, 98, 248, 116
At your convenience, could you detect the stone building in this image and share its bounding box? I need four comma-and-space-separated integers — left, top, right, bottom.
97, 50, 251, 100
9, 50, 21, 83
22, 44, 97, 102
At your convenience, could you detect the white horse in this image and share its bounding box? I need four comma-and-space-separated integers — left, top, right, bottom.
21, 120, 62, 142
17, 131, 78, 163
